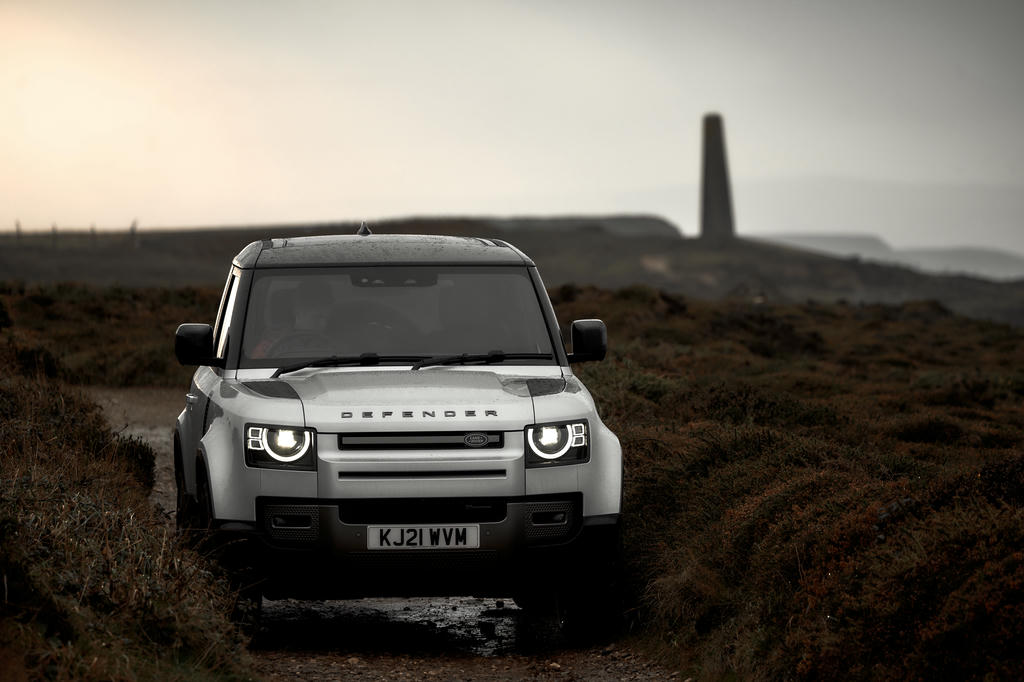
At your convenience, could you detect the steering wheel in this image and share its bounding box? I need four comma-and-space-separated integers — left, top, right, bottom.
332, 305, 416, 337
265, 332, 332, 356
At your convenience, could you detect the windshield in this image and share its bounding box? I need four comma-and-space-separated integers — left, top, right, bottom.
239, 266, 557, 368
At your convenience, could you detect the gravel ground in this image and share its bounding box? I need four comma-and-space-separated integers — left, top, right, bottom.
85, 385, 677, 681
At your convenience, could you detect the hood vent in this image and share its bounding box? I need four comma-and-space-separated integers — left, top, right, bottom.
243, 381, 300, 399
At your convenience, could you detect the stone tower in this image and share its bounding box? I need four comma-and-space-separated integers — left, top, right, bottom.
699, 113, 735, 244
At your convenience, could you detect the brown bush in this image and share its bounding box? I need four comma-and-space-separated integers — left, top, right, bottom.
1, 281, 219, 387
0, 342, 251, 679
571, 286, 1024, 680
3, 279, 1023, 679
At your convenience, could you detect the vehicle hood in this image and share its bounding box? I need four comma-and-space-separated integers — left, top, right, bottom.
282, 369, 565, 432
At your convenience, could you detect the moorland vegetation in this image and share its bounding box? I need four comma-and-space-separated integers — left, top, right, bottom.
1, 280, 1022, 679
0, 283, 250, 679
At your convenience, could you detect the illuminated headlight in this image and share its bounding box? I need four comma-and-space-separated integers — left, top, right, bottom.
526, 421, 588, 467
245, 424, 316, 470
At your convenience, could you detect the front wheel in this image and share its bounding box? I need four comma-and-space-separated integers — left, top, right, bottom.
184, 467, 264, 632
175, 459, 205, 542
558, 526, 625, 643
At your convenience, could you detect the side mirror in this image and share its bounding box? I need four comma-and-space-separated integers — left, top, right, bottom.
568, 319, 607, 363
175, 323, 216, 366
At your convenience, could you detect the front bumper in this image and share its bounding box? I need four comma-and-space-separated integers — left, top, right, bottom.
213, 493, 619, 599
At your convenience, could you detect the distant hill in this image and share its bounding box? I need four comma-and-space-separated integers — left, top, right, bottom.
897, 247, 1024, 281
2, 215, 1024, 326
0, 215, 681, 289
762, 233, 1024, 281
477, 215, 680, 237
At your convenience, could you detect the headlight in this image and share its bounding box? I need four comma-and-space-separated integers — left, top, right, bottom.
245, 424, 316, 470
526, 421, 588, 467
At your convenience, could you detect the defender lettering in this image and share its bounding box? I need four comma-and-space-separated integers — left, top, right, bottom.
340, 409, 499, 419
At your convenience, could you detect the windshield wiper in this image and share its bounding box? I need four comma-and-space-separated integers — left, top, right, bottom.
272, 353, 426, 378
410, 351, 553, 371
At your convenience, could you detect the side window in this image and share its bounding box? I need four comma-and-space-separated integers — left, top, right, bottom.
214, 273, 240, 360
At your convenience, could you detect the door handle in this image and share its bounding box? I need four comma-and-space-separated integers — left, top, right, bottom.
186, 393, 199, 405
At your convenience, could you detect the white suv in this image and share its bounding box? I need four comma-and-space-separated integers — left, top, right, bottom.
173, 232, 622, 627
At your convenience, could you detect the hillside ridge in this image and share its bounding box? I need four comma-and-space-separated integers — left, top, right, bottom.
2, 216, 1023, 326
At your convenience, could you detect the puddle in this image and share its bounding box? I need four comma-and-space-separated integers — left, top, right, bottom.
252, 596, 565, 657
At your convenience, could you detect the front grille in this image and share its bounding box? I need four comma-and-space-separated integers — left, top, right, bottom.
338, 469, 506, 480
340, 498, 507, 524
338, 431, 504, 450
262, 504, 319, 543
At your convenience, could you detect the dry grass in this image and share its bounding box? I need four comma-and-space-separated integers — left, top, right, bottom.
0, 337, 251, 679
553, 284, 1024, 680
3, 280, 1024, 679
1, 281, 219, 387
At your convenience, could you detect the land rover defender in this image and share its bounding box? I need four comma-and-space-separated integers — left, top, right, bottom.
173, 232, 622, 626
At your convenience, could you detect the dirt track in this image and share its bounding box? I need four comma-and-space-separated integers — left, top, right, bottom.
84, 386, 676, 681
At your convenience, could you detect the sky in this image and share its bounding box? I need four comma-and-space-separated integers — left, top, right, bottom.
2, 0, 1023, 251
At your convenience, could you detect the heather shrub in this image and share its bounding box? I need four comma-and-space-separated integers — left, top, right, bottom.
890, 415, 964, 444
1, 282, 219, 386
3, 280, 1023, 679
0, 342, 251, 679
569, 285, 1024, 680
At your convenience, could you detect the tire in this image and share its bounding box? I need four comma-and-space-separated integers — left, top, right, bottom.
178, 464, 216, 552
174, 456, 202, 542
194, 469, 213, 530
192, 467, 264, 629
558, 526, 625, 643
512, 588, 556, 614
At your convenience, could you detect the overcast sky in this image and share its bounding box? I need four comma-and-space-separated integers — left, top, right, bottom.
2, 0, 1023, 250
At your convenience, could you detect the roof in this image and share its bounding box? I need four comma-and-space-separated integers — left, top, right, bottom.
231, 234, 534, 269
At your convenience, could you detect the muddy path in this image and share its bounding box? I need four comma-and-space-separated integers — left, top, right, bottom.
85, 386, 676, 680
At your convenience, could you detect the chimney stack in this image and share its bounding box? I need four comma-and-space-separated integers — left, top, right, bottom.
699, 113, 735, 244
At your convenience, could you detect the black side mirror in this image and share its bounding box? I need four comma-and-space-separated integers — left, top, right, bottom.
568, 319, 607, 363
175, 323, 216, 366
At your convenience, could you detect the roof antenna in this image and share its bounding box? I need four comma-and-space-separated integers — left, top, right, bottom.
356, 221, 372, 236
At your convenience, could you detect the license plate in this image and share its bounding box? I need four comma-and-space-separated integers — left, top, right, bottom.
367, 524, 480, 550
